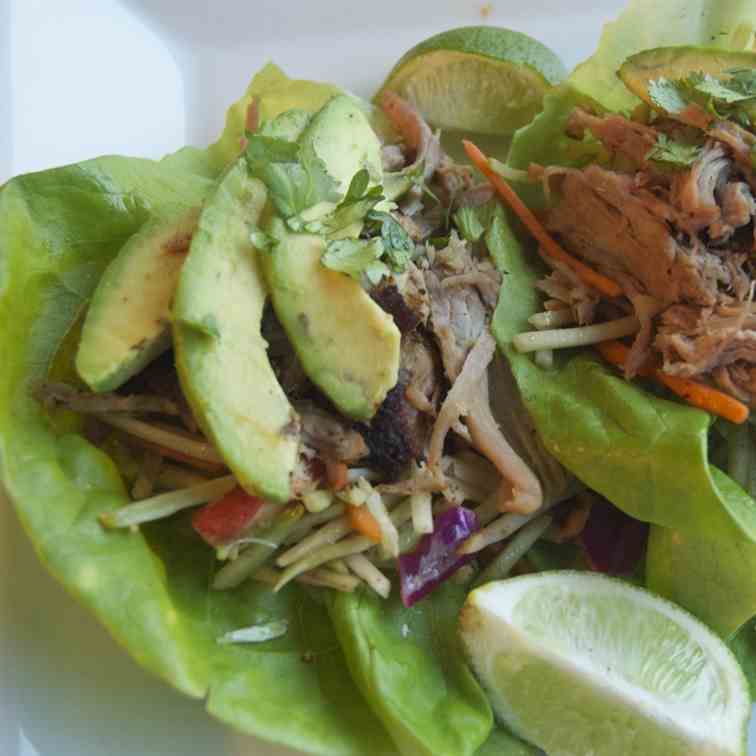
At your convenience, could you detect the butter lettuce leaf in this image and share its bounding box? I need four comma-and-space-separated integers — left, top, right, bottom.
731, 619, 756, 697
476, 728, 537, 756
0, 154, 395, 754
646, 517, 756, 637
328, 583, 494, 756
1, 63, 514, 756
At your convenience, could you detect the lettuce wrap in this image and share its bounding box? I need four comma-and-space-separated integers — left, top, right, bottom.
3, 2, 756, 754
0, 64, 533, 755
497, 0, 756, 646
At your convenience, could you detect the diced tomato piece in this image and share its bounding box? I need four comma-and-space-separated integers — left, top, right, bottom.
192, 486, 266, 547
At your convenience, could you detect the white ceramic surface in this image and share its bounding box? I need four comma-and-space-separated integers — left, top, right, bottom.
3, 1, 754, 755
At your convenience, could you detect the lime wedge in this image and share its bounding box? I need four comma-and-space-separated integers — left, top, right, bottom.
460, 572, 749, 756
376, 26, 566, 136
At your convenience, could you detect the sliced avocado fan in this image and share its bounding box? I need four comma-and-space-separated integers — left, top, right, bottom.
258, 97, 401, 420
76, 206, 198, 392
173, 159, 299, 503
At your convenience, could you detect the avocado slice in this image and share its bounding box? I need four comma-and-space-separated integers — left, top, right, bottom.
256, 95, 400, 420
299, 95, 383, 195
76, 206, 198, 392
620, 46, 756, 121
262, 218, 400, 421
173, 160, 298, 503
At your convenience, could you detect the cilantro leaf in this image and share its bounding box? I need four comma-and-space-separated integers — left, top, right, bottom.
342, 168, 371, 205
383, 159, 426, 202
648, 77, 689, 114
301, 149, 342, 209
244, 135, 339, 219
726, 68, 756, 99
365, 260, 391, 286
645, 134, 702, 168
368, 211, 413, 273
453, 206, 485, 243
648, 70, 756, 128
321, 238, 384, 279
304, 169, 385, 237
689, 72, 752, 104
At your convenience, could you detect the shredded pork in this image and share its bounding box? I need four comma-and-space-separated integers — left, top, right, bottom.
422, 233, 543, 512
539, 107, 756, 401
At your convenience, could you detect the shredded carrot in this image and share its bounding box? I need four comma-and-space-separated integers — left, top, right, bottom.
347, 505, 382, 543
325, 460, 349, 491
595, 340, 652, 375
656, 373, 749, 425
595, 340, 749, 424
462, 140, 623, 299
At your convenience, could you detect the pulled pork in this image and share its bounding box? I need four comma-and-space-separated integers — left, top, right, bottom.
366, 92, 547, 511
539, 107, 756, 401
423, 233, 542, 513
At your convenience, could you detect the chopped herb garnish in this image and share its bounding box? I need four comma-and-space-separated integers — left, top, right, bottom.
245, 134, 340, 219
648, 70, 756, 127
453, 206, 486, 243
302, 168, 385, 237
342, 168, 371, 204
725, 67, 756, 98
688, 72, 749, 104
384, 158, 427, 201
368, 211, 413, 273
648, 77, 689, 114
321, 237, 384, 279
645, 134, 702, 168
365, 260, 391, 285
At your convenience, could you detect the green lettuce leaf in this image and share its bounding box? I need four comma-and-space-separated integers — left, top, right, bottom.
730, 619, 756, 698
646, 519, 756, 637
506, 85, 608, 209
1, 64, 513, 756
0, 155, 397, 754
328, 583, 494, 756
645, 133, 702, 168
475, 728, 537, 756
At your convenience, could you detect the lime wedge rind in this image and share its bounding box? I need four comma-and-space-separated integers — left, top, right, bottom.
383, 26, 567, 88
460, 572, 749, 756
376, 26, 566, 136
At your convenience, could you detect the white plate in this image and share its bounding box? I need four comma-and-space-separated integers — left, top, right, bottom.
2, 1, 754, 755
